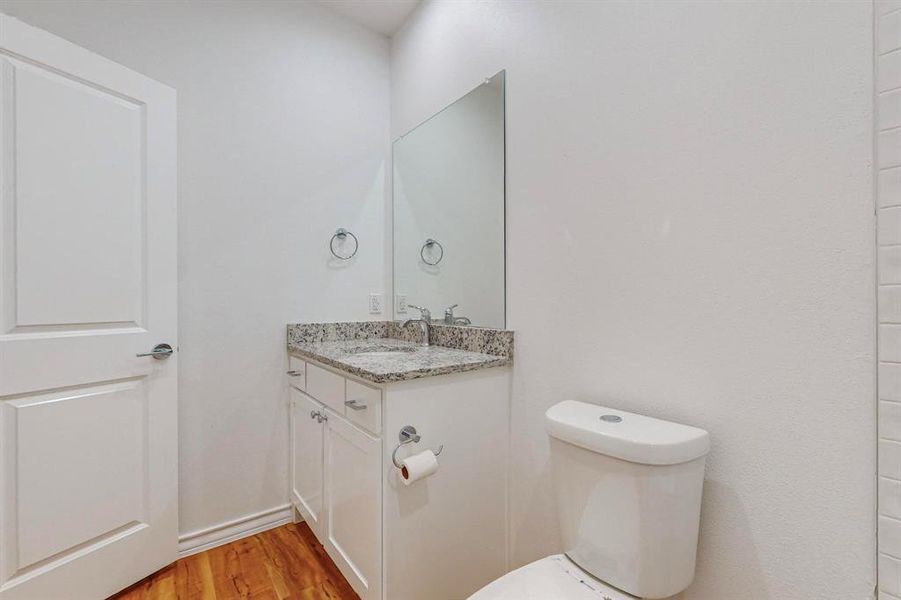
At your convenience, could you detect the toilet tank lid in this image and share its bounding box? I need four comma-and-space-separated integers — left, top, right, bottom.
545, 400, 710, 465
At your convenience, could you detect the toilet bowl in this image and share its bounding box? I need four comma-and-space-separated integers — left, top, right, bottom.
470, 400, 710, 600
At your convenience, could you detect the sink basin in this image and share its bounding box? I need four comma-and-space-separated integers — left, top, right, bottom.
354, 351, 411, 358
348, 345, 417, 359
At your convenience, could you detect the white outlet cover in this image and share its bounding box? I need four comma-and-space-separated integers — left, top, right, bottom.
396, 294, 407, 314
369, 293, 383, 314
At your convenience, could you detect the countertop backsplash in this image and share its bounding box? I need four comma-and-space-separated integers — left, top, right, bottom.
287, 321, 514, 359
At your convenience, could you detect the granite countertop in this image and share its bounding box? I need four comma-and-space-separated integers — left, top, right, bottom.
289, 337, 510, 384
287, 322, 513, 384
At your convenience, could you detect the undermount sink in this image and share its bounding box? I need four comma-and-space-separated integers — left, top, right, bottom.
348, 345, 417, 358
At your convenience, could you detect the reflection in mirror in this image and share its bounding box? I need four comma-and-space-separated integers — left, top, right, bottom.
393, 71, 505, 329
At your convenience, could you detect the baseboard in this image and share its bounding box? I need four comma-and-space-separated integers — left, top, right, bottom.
177, 504, 293, 558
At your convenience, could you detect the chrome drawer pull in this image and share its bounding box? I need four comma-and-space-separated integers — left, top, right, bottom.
286, 370, 303, 376
345, 399, 367, 411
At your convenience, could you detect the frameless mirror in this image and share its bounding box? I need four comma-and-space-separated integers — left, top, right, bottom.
393, 71, 505, 329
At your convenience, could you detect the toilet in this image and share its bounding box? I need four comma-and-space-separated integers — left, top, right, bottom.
471, 400, 710, 600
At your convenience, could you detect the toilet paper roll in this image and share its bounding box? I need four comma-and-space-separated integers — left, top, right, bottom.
400, 449, 439, 486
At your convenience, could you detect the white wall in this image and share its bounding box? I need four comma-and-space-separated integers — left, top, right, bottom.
0, 0, 391, 539
876, 2, 901, 598
394, 74, 505, 327
392, 2, 876, 598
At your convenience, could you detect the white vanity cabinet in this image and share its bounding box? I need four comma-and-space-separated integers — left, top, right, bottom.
287, 354, 511, 600
289, 389, 324, 538
289, 380, 383, 600
288, 356, 382, 599
324, 414, 382, 599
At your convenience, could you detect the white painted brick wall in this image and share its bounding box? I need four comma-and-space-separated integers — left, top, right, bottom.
881, 287, 901, 323
884, 363, 901, 402
880, 167, 901, 209
882, 476, 901, 519
881, 550, 901, 597
881, 129, 901, 168
879, 3, 901, 597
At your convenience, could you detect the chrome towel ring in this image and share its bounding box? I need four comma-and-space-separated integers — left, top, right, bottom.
330, 228, 358, 260
420, 238, 444, 266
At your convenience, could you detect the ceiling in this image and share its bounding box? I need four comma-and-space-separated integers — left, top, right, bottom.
316, 0, 421, 37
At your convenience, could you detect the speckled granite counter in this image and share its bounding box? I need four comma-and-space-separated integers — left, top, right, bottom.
287, 322, 513, 384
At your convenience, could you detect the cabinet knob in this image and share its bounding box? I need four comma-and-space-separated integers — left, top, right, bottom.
310, 410, 319, 420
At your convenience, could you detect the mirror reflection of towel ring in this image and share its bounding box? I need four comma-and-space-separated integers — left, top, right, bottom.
330, 228, 358, 260
420, 238, 444, 266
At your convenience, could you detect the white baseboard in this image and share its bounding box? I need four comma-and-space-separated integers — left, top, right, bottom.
177, 504, 293, 558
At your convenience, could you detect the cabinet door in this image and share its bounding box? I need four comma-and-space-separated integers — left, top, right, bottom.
325, 414, 382, 600
290, 389, 324, 538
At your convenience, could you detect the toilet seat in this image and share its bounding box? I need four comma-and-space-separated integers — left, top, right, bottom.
468, 555, 638, 600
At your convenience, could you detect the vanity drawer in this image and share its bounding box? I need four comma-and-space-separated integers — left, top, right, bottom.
287, 356, 306, 391
344, 380, 382, 435
306, 363, 345, 413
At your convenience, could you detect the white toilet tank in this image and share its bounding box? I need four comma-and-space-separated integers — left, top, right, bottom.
545, 401, 710, 599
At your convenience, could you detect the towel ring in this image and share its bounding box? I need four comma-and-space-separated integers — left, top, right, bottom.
420, 238, 444, 266
330, 228, 358, 260
392, 425, 444, 468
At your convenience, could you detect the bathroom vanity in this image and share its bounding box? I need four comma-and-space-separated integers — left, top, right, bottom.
288, 67, 512, 600
286, 321, 513, 600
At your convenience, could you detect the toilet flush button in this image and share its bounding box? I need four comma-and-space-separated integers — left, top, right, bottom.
600, 415, 622, 423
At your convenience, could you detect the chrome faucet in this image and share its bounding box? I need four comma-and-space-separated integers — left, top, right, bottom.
443, 303, 472, 326
402, 304, 431, 346
444, 304, 458, 324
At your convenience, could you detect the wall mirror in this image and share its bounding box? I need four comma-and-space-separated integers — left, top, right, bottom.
393, 71, 506, 329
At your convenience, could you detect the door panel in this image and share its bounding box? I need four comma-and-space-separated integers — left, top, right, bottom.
0, 15, 177, 599
0, 13, 177, 399
4, 381, 146, 571
291, 389, 324, 538
8, 57, 144, 328
325, 416, 381, 600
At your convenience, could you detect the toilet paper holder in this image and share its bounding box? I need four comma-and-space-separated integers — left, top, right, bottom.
392, 425, 444, 468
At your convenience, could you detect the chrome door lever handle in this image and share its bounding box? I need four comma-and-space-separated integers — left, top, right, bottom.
137, 343, 174, 360
345, 399, 367, 411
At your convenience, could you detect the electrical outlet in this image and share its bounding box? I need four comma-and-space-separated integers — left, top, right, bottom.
369, 293, 383, 314
396, 294, 407, 314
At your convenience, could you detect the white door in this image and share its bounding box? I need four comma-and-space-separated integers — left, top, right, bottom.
0, 15, 177, 600
290, 389, 324, 537
325, 414, 381, 600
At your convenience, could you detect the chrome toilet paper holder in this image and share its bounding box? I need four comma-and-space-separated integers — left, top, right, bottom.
392, 425, 444, 468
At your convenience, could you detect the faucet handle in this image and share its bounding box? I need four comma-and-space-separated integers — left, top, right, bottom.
408, 304, 431, 321
444, 303, 459, 323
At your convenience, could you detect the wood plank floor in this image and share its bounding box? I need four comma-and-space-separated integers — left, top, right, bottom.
108, 523, 359, 600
